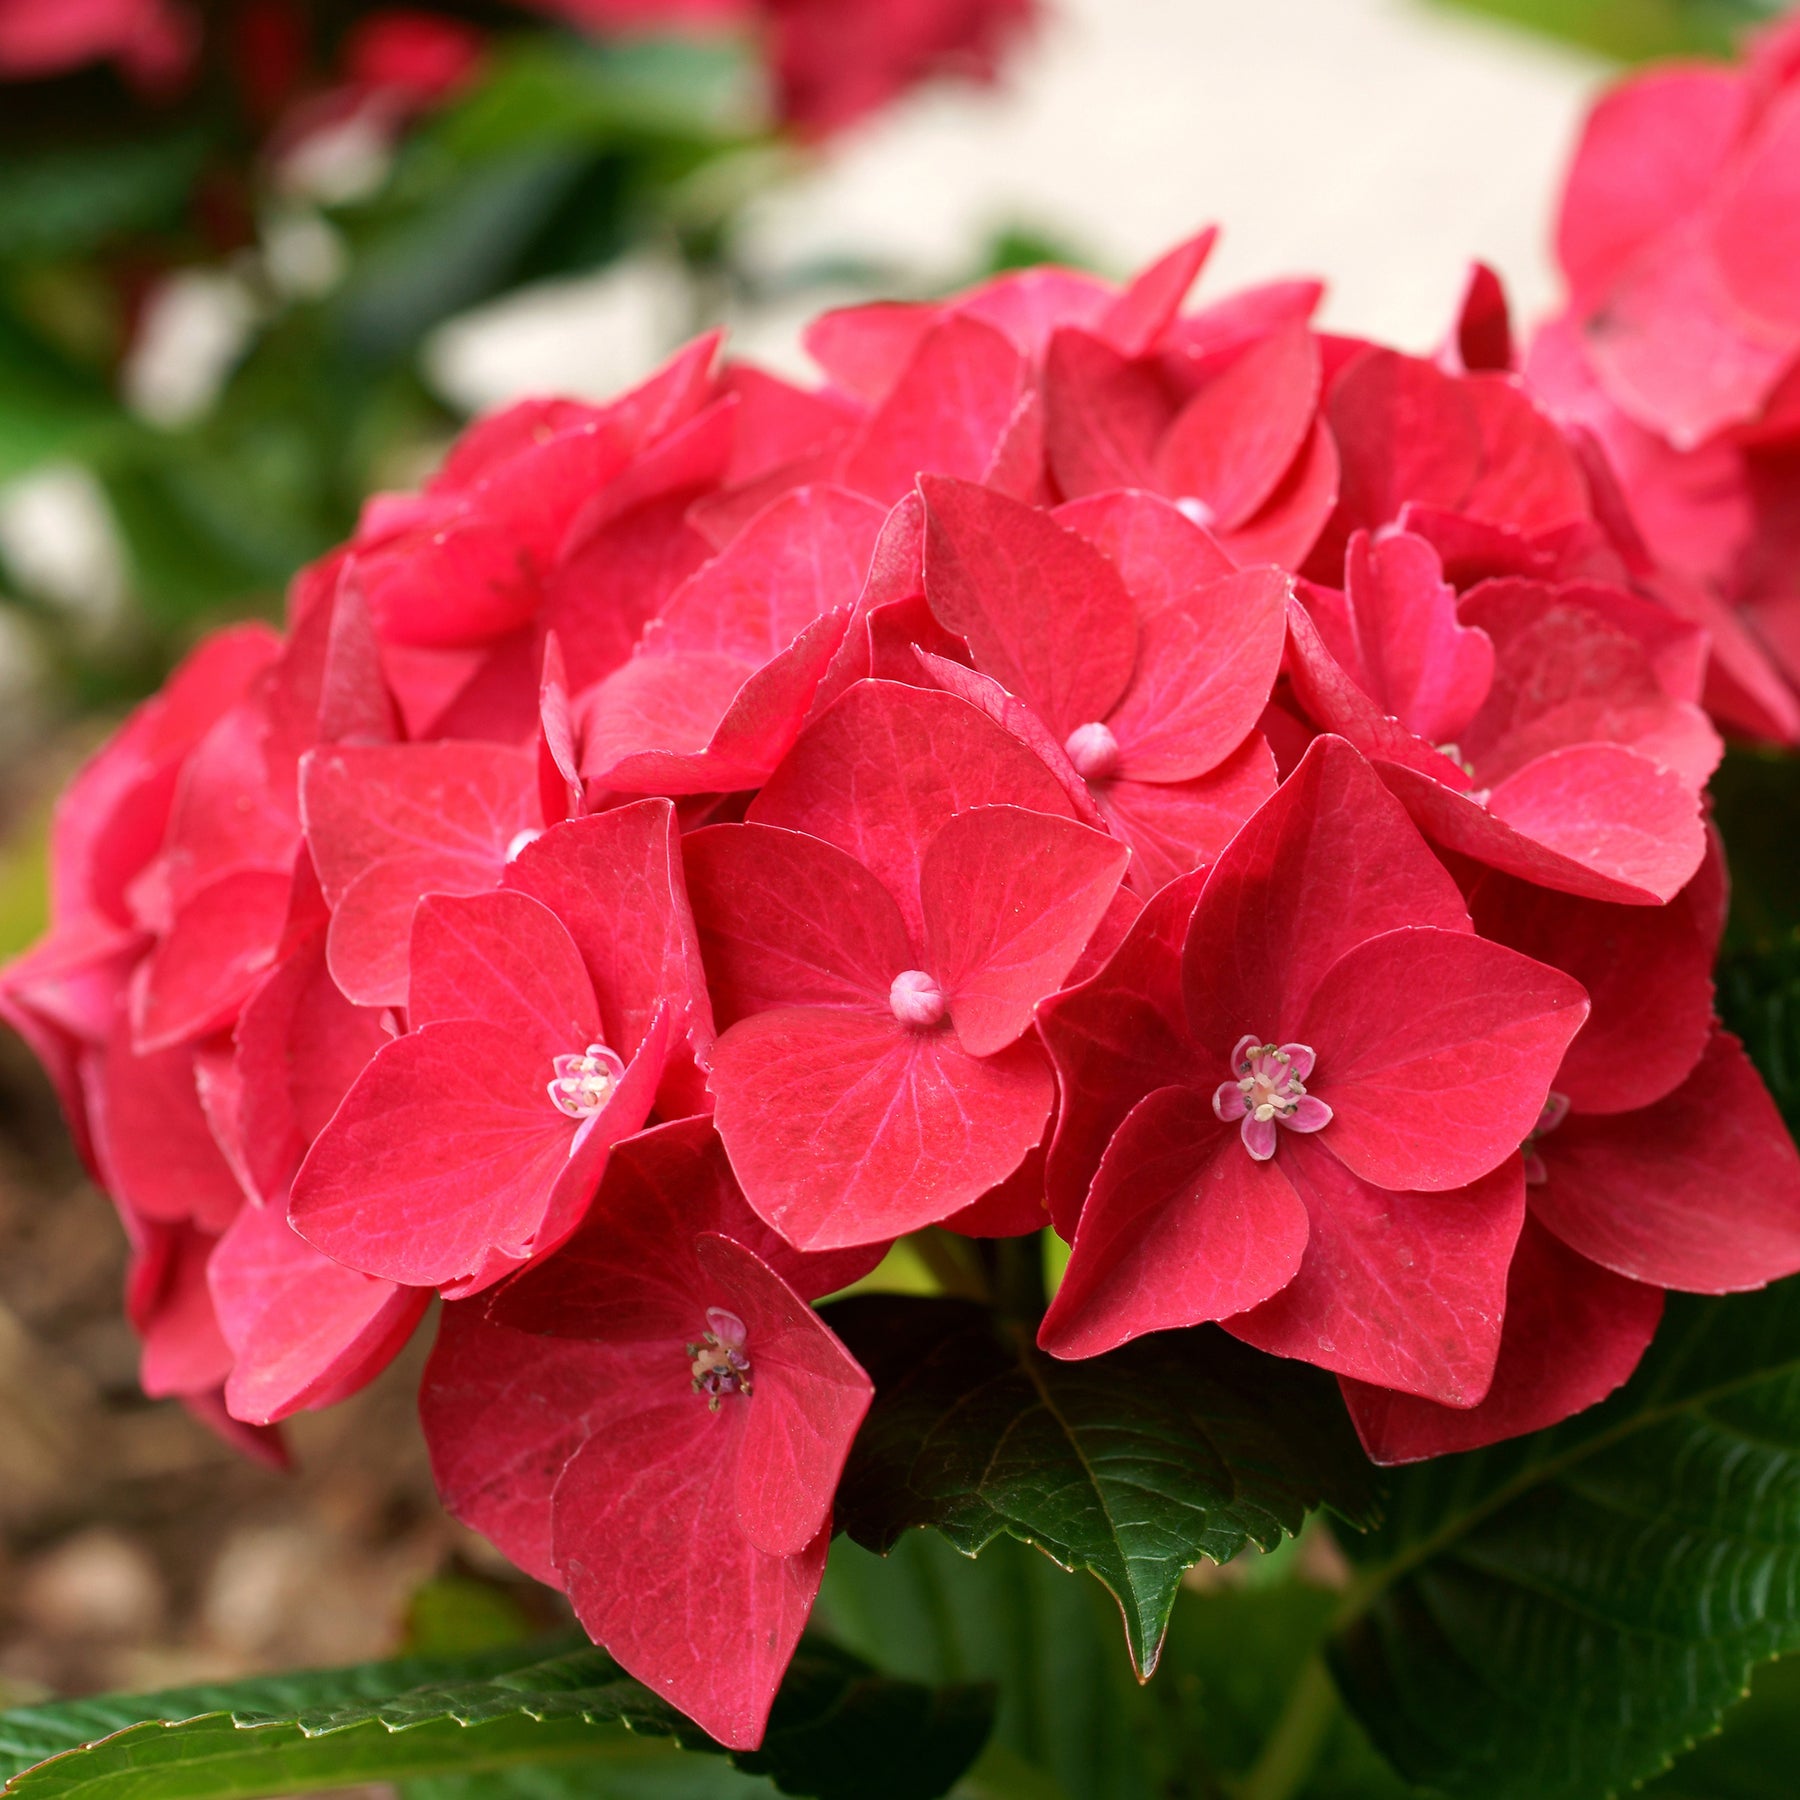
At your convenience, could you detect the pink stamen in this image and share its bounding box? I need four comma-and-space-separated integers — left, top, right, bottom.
1064, 720, 1122, 781
687, 1308, 752, 1409
1212, 1037, 1331, 1161
890, 969, 947, 1028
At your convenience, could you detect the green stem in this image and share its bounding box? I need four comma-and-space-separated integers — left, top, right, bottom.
988, 1230, 1047, 1322
907, 1226, 989, 1301
1237, 1654, 1338, 1800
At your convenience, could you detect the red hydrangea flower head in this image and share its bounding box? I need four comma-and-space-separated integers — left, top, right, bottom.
12, 203, 1800, 1749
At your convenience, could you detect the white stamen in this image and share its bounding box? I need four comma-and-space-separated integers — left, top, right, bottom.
547, 1042, 624, 1120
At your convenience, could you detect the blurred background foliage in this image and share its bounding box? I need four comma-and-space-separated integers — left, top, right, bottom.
1437, 0, 1785, 56
0, 8, 780, 713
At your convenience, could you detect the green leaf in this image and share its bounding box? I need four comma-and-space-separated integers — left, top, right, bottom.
821, 1295, 1381, 1678
1642, 1652, 1800, 1799
401, 1574, 540, 1658
1328, 1275, 1800, 1800
0, 307, 123, 482
821, 1531, 1418, 1800
425, 37, 753, 163
1711, 746, 1800, 1130
820, 1532, 1158, 1800
0, 133, 207, 259
1710, 747, 1800, 953
333, 151, 594, 361
1426, 0, 1779, 60
1717, 936, 1800, 1133
0, 1635, 991, 1800
402, 1740, 783, 1799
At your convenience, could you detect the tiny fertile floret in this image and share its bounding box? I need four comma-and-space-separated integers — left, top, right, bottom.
688, 1307, 753, 1409
1212, 1038, 1332, 1160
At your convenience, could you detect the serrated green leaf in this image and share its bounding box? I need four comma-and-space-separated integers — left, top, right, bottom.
1328, 1275, 1800, 1800
0, 1635, 991, 1800
821, 1296, 1381, 1678
1641, 1652, 1800, 1799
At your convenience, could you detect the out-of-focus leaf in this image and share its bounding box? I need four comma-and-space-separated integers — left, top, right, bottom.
100, 463, 281, 625
820, 1533, 1416, 1800
0, 132, 208, 259
428, 37, 756, 163
0, 801, 50, 962
0, 309, 124, 482
402, 1574, 540, 1658
1705, 746, 1800, 1128
1427, 0, 1781, 60
334, 151, 594, 360
402, 1737, 782, 1799
819, 1534, 1155, 1800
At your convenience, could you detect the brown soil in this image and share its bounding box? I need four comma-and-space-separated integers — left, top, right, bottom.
0, 1024, 521, 1726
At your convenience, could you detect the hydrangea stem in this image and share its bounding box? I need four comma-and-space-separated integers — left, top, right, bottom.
1237, 1654, 1337, 1800
986, 1232, 1048, 1322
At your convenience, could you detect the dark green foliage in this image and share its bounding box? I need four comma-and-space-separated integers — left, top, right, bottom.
823, 1295, 1381, 1678
1329, 1275, 1800, 1799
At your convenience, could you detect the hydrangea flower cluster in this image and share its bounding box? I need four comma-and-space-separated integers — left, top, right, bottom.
1528, 9, 1800, 744
7, 223, 1800, 1747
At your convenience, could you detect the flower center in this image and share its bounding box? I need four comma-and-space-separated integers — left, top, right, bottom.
547, 1041, 624, 1120
1064, 720, 1121, 781
1212, 1035, 1332, 1161
1522, 1091, 1570, 1186
890, 969, 947, 1028
688, 1307, 751, 1409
